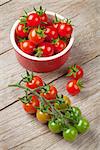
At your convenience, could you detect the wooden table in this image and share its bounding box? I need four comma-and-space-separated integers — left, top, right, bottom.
0, 0, 100, 149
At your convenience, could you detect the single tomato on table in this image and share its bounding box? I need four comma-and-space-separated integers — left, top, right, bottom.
66, 64, 84, 79
66, 79, 83, 96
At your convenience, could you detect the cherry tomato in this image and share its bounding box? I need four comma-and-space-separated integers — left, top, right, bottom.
53, 22, 60, 29
72, 106, 81, 117
66, 79, 83, 96
27, 13, 40, 27
36, 110, 51, 123
35, 42, 54, 57
45, 26, 58, 41
19, 40, 35, 55
22, 95, 40, 114
48, 120, 62, 133
34, 6, 48, 23
28, 28, 45, 45
63, 126, 78, 142
75, 117, 90, 134
26, 76, 43, 89
66, 65, 84, 80
53, 39, 66, 54
15, 23, 29, 38
58, 22, 73, 37
41, 85, 57, 100
54, 95, 71, 110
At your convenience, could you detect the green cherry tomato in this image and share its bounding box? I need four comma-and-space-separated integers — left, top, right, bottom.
72, 106, 81, 117
75, 117, 90, 134
48, 120, 62, 133
63, 126, 78, 142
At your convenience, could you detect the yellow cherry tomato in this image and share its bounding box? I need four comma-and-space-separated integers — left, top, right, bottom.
36, 110, 51, 123
54, 95, 71, 110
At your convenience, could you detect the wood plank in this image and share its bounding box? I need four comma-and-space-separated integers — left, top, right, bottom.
0, 0, 99, 54
0, 0, 12, 6
0, 56, 99, 150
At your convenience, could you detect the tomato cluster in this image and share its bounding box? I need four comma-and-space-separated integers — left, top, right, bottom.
15, 6, 73, 57
66, 64, 84, 96
9, 70, 90, 142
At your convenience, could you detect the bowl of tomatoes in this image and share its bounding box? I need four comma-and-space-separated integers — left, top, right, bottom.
10, 6, 74, 72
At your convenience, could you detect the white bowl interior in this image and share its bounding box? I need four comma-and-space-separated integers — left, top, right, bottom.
10, 11, 74, 61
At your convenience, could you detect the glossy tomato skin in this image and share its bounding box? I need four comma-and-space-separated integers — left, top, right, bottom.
20, 40, 35, 55
36, 110, 51, 123
75, 117, 90, 134
39, 42, 54, 57
67, 65, 84, 80
27, 13, 40, 27
41, 85, 57, 100
48, 120, 62, 133
22, 96, 40, 114
58, 22, 73, 37
28, 28, 45, 45
40, 13, 48, 22
72, 107, 81, 117
66, 80, 80, 96
16, 23, 29, 38
53, 39, 66, 54
53, 22, 60, 29
45, 26, 58, 41
63, 126, 78, 142
26, 76, 43, 89
54, 95, 71, 110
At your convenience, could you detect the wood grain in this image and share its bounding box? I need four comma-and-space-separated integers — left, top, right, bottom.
0, 56, 99, 150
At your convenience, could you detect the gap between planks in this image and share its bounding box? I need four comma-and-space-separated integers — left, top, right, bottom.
0, 0, 12, 6
0, 54, 99, 112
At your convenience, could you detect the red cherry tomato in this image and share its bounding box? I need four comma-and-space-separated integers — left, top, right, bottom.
34, 6, 48, 23
45, 26, 58, 41
53, 39, 67, 54
41, 85, 57, 100
58, 22, 73, 37
22, 95, 40, 114
28, 28, 45, 45
53, 22, 60, 29
26, 76, 43, 89
27, 13, 40, 27
40, 13, 48, 22
66, 79, 83, 96
15, 23, 29, 38
19, 40, 35, 55
67, 65, 84, 79
36, 42, 54, 57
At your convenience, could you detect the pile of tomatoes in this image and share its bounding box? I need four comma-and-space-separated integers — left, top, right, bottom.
10, 70, 90, 142
15, 6, 73, 57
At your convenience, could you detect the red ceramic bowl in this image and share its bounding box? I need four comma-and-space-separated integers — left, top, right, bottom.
10, 11, 74, 73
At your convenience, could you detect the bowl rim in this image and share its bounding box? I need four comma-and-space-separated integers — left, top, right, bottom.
10, 10, 74, 61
